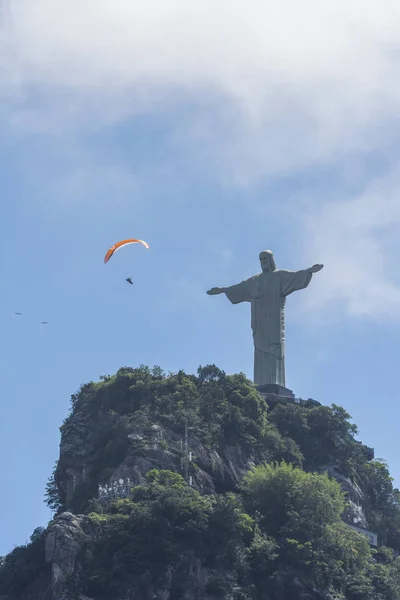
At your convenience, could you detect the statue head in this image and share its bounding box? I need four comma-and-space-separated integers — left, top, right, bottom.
259, 250, 276, 272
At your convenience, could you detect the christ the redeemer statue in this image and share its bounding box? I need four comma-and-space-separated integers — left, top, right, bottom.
207, 250, 323, 392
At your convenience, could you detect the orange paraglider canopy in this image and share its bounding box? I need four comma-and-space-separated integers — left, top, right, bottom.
104, 239, 149, 263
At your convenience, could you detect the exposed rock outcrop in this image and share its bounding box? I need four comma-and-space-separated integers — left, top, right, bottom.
1, 370, 383, 600
45, 513, 91, 599
57, 415, 259, 510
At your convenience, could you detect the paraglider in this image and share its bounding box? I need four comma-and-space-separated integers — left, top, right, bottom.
104, 239, 149, 263
126, 277, 133, 285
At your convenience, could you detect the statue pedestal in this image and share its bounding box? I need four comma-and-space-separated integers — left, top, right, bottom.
256, 383, 295, 398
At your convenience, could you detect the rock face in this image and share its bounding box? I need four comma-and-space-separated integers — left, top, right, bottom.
57, 415, 259, 511
0, 373, 379, 600
41, 513, 237, 600
33, 414, 263, 599
44, 513, 91, 600
317, 464, 369, 528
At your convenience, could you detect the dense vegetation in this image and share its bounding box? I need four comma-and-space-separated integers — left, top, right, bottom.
2, 365, 400, 599
0, 528, 49, 597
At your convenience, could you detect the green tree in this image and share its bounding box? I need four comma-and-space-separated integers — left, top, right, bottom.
82, 471, 251, 599
360, 460, 400, 550
44, 461, 65, 514
0, 528, 47, 597
242, 461, 345, 540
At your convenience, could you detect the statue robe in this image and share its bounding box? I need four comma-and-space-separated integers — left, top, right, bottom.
223, 269, 313, 387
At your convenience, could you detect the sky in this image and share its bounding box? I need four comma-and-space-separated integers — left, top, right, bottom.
2, 0, 400, 556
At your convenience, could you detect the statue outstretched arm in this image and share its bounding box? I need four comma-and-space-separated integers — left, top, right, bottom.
308, 264, 324, 273
206, 287, 227, 295
207, 282, 251, 304
280, 264, 323, 297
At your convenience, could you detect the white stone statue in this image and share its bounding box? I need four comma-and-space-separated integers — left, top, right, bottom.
207, 250, 323, 389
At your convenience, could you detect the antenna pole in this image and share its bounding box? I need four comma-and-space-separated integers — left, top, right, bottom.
184, 420, 189, 483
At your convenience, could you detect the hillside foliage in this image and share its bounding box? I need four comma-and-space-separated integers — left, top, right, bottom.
2, 364, 400, 599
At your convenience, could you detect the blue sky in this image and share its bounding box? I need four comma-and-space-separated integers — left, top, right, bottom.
2, 0, 400, 556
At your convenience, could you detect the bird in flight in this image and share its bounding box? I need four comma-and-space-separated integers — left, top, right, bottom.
41, 321, 48, 325
126, 277, 133, 285
14, 312, 22, 315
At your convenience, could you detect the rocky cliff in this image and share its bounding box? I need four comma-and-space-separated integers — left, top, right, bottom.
1, 365, 399, 600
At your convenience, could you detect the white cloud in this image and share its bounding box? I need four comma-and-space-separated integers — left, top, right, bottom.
2, 1, 400, 176
294, 166, 400, 322
3, 0, 400, 321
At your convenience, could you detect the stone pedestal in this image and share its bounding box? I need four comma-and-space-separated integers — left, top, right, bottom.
256, 383, 295, 398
